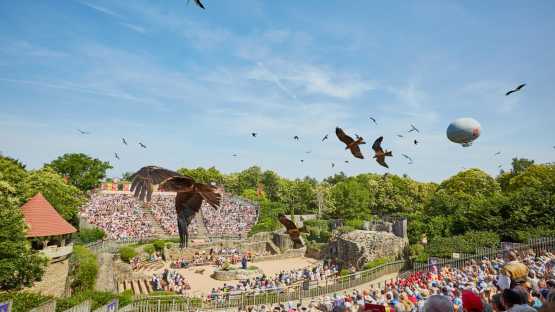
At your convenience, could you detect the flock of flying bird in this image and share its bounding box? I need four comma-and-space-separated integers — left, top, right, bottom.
76, 130, 148, 162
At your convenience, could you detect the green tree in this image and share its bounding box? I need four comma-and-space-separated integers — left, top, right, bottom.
0, 156, 27, 190
0, 181, 47, 290
324, 172, 348, 185
46, 153, 112, 191
510, 158, 535, 176
330, 179, 370, 219
177, 167, 224, 185
20, 168, 86, 222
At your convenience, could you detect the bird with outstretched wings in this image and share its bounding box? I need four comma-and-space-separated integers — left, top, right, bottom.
130, 166, 221, 248
336, 127, 365, 159
278, 213, 307, 249
505, 83, 526, 96
372, 136, 392, 168
322, 134, 328, 142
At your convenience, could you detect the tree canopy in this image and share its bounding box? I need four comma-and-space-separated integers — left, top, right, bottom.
46, 153, 112, 191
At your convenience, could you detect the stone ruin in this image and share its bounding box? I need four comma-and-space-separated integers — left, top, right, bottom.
326, 229, 408, 269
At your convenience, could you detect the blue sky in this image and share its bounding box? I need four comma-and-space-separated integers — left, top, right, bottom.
1, 0, 554, 182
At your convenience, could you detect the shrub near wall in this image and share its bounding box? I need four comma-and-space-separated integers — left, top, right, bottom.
75, 228, 105, 244
70, 245, 98, 293
119, 246, 137, 263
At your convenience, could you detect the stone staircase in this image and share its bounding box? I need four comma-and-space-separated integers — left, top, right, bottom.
118, 279, 153, 295
141, 204, 169, 237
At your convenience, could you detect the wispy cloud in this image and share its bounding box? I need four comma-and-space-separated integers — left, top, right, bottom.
120, 22, 146, 34
0, 77, 150, 103
78, 1, 123, 19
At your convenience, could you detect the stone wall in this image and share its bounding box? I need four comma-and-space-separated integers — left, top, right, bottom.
362, 219, 407, 239
327, 230, 407, 268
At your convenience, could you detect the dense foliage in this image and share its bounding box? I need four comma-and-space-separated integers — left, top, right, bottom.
0, 292, 53, 312
177, 159, 554, 244
70, 245, 99, 293
46, 153, 113, 191
75, 228, 106, 244
55, 290, 133, 312
0, 180, 47, 290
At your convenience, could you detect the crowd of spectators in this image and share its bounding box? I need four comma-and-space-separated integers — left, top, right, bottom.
239, 249, 555, 312
81, 193, 152, 239
81, 191, 258, 239
170, 247, 271, 269
202, 195, 258, 236
207, 262, 340, 301
151, 269, 191, 295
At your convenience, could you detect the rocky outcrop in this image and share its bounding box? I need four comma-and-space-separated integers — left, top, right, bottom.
212, 268, 261, 281
326, 230, 407, 268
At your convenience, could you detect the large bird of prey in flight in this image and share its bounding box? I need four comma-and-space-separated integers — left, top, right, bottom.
336, 127, 365, 159
372, 136, 392, 168
130, 166, 221, 248
278, 213, 306, 249
505, 83, 526, 96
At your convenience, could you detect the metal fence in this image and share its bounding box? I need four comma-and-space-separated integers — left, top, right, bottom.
122, 260, 406, 311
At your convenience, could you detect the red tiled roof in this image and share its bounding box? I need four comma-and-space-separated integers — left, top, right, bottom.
21, 193, 77, 237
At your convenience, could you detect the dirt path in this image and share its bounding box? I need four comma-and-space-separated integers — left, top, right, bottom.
96, 253, 116, 292
26, 260, 69, 297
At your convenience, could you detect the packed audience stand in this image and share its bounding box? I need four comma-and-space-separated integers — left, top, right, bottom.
81, 191, 258, 239
238, 249, 555, 312
80, 192, 152, 239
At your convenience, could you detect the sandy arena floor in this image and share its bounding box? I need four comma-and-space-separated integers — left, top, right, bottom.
153, 257, 319, 295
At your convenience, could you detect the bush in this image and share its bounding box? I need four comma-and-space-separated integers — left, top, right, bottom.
362, 257, 391, 270
513, 227, 555, 243
70, 245, 98, 293
339, 269, 350, 276
143, 244, 155, 255
55, 290, 133, 312
0, 292, 53, 312
119, 246, 137, 263
152, 240, 166, 252
247, 265, 259, 271
337, 225, 355, 234
345, 218, 365, 230
76, 228, 105, 244
426, 231, 500, 258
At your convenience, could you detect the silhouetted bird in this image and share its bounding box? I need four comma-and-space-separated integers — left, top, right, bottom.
369, 117, 377, 125
300, 159, 304, 163
188, 0, 205, 9
138, 142, 147, 148
251, 132, 257, 137
114, 153, 120, 160
278, 213, 307, 249
122, 138, 128, 145
397, 134, 404, 138
130, 166, 221, 248
305, 150, 312, 154
402, 154, 413, 164
505, 83, 526, 96
372, 136, 393, 168
322, 134, 328, 142
331, 162, 335, 168
77, 129, 90, 135
232, 154, 238, 157
293, 135, 299, 140
344, 160, 349, 164
408, 124, 420, 133
336, 127, 365, 159
494, 151, 501, 156
414, 140, 418, 145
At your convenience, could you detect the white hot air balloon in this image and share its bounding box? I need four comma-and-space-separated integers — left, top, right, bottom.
446, 118, 481, 147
